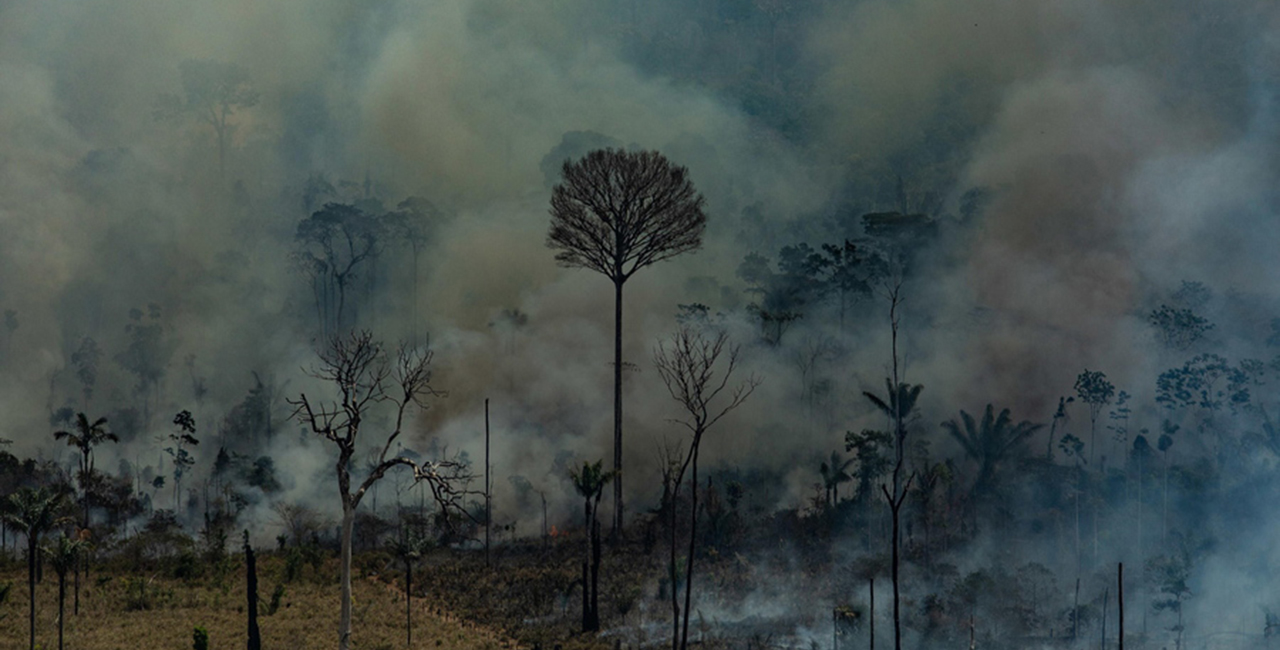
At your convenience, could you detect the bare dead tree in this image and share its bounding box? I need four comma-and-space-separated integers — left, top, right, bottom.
653, 326, 759, 650
548, 148, 707, 534
288, 331, 471, 650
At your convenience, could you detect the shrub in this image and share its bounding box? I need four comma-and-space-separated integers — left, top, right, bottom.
193, 625, 209, 650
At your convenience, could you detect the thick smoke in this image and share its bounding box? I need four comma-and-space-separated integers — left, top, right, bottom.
3, 0, 1280, 643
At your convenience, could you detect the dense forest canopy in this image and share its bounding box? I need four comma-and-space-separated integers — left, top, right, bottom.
1, 0, 1279, 648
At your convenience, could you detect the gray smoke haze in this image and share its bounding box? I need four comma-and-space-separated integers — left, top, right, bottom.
4, 0, 1280, 639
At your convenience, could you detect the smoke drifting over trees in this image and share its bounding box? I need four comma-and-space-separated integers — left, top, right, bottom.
3, 0, 1280, 647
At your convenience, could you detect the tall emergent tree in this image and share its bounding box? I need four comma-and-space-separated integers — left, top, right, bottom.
289, 330, 470, 650
653, 326, 758, 650
547, 148, 707, 533
5, 487, 66, 650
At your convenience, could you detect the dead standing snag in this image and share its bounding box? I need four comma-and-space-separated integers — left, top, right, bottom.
288, 330, 471, 650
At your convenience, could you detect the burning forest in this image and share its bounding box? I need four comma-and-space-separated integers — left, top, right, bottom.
1, 0, 1280, 649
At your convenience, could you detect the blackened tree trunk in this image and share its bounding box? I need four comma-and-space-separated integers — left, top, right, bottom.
679, 444, 702, 650
405, 558, 413, 647
591, 518, 602, 629
869, 578, 875, 650
245, 532, 261, 650
57, 570, 66, 650
1118, 563, 1124, 650
27, 537, 36, 650
613, 278, 624, 535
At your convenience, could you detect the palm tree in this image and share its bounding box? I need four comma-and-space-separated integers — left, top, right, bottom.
53, 413, 117, 528
4, 487, 66, 650
569, 460, 615, 632
942, 404, 1043, 507
819, 450, 855, 506
862, 378, 923, 650
863, 380, 924, 457
43, 533, 85, 650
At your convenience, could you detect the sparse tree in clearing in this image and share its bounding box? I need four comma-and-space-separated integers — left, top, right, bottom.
153, 59, 259, 184
568, 459, 615, 632
653, 326, 759, 650
4, 486, 67, 650
43, 534, 85, 650
288, 330, 470, 650
548, 148, 707, 534
391, 527, 431, 647
53, 413, 117, 528
53, 412, 116, 615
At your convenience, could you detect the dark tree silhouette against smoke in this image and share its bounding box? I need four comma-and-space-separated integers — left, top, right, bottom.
653, 326, 758, 650
288, 330, 470, 650
547, 148, 707, 534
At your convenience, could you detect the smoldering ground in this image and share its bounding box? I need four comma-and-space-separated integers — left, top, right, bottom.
3, 0, 1280, 645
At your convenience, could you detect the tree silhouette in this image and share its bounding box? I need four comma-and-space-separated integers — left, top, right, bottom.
819, 450, 855, 506
548, 148, 707, 533
288, 330, 470, 650
942, 404, 1043, 509
1074, 370, 1115, 467
4, 487, 66, 650
653, 326, 758, 650
43, 533, 85, 650
154, 59, 259, 184
568, 460, 615, 632
391, 528, 431, 646
53, 413, 116, 528
293, 203, 385, 336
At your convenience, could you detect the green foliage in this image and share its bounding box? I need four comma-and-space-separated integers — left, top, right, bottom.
192, 625, 209, 650
265, 584, 286, 615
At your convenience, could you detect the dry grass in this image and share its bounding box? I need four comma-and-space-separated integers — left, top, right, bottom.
0, 555, 518, 650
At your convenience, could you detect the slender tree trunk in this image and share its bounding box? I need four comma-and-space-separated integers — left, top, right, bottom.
485, 398, 491, 568
869, 577, 875, 650
670, 480, 681, 650
582, 498, 593, 632
340, 505, 355, 650
27, 538, 36, 650
246, 536, 261, 650
1102, 588, 1109, 650
1072, 578, 1080, 640
591, 516, 601, 629
613, 278, 624, 535
1118, 563, 1124, 650
405, 558, 413, 647
680, 443, 703, 650
889, 496, 902, 650
57, 572, 65, 650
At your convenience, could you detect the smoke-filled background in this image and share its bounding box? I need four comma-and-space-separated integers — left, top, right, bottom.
4, 0, 1280, 646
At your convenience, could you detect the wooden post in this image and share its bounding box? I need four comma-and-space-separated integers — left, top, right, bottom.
485, 398, 491, 569
869, 578, 875, 650
1119, 563, 1125, 650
